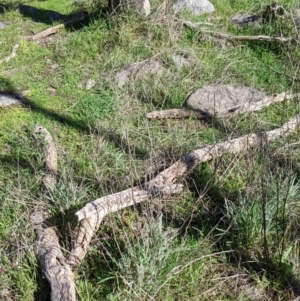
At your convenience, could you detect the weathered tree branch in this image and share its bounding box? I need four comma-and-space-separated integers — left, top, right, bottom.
203, 31, 299, 44
68, 183, 183, 266
0, 44, 19, 64
146, 92, 300, 120
24, 14, 87, 41
31, 125, 76, 301
146, 108, 207, 119
71, 115, 300, 267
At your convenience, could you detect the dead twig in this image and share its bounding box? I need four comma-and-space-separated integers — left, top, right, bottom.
202, 31, 299, 44
265, 65, 300, 83
146, 108, 208, 119
0, 44, 19, 64
173, 17, 217, 29
24, 14, 87, 41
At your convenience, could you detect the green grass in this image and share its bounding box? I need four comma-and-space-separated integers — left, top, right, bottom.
1, 0, 300, 299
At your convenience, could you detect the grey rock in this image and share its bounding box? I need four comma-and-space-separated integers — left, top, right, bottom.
172, 0, 214, 15
185, 84, 266, 116
0, 21, 6, 29
230, 13, 260, 26
114, 59, 164, 88
172, 52, 192, 68
0, 94, 24, 106
86, 79, 96, 90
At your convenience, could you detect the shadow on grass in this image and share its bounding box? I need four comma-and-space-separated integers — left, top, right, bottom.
17, 2, 110, 29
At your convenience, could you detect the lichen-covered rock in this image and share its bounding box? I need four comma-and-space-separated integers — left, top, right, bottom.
230, 13, 260, 27
172, 0, 214, 15
185, 85, 266, 116
114, 59, 164, 88
0, 94, 24, 106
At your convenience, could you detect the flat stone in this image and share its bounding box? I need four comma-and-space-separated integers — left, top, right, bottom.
185, 84, 266, 116
172, 0, 214, 15
86, 79, 96, 90
230, 13, 260, 26
172, 52, 192, 68
0, 94, 24, 106
114, 59, 164, 88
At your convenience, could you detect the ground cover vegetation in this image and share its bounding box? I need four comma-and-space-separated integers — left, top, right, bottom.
1, 0, 300, 299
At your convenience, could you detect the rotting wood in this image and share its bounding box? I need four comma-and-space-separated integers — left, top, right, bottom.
71, 115, 300, 267
0, 44, 19, 64
146, 92, 300, 120
24, 14, 87, 41
31, 125, 76, 301
202, 31, 299, 44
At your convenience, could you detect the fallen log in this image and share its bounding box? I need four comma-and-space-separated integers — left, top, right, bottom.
31, 125, 76, 301
70, 114, 300, 267
146, 92, 300, 120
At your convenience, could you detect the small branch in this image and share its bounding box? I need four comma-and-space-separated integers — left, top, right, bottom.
173, 17, 217, 29
146, 108, 208, 119
24, 14, 86, 41
24, 24, 65, 41
203, 31, 299, 44
0, 44, 19, 64
228, 92, 300, 117
31, 125, 76, 301
146, 92, 300, 120
68, 184, 184, 266
266, 65, 300, 83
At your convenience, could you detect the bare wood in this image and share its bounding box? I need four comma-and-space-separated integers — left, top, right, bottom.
67, 216, 103, 267
0, 44, 19, 64
76, 115, 300, 222
35, 226, 76, 301
146, 92, 300, 120
68, 184, 183, 266
203, 31, 299, 44
34, 125, 57, 191
24, 24, 65, 41
24, 15, 86, 41
173, 17, 216, 29
146, 108, 207, 119
32, 125, 76, 301
228, 92, 300, 117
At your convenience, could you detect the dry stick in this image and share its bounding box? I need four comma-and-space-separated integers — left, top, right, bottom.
266, 65, 300, 83
67, 183, 184, 266
70, 114, 300, 267
146, 92, 300, 120
203, 31, 299, 44
24, 14, 86, 41
0, 44, 19, 64
173, 17, 217, 29
146, 108, 208, 119
31, 125, 76, 301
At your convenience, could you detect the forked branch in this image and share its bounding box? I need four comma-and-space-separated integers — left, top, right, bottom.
71, 115, 300, 267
